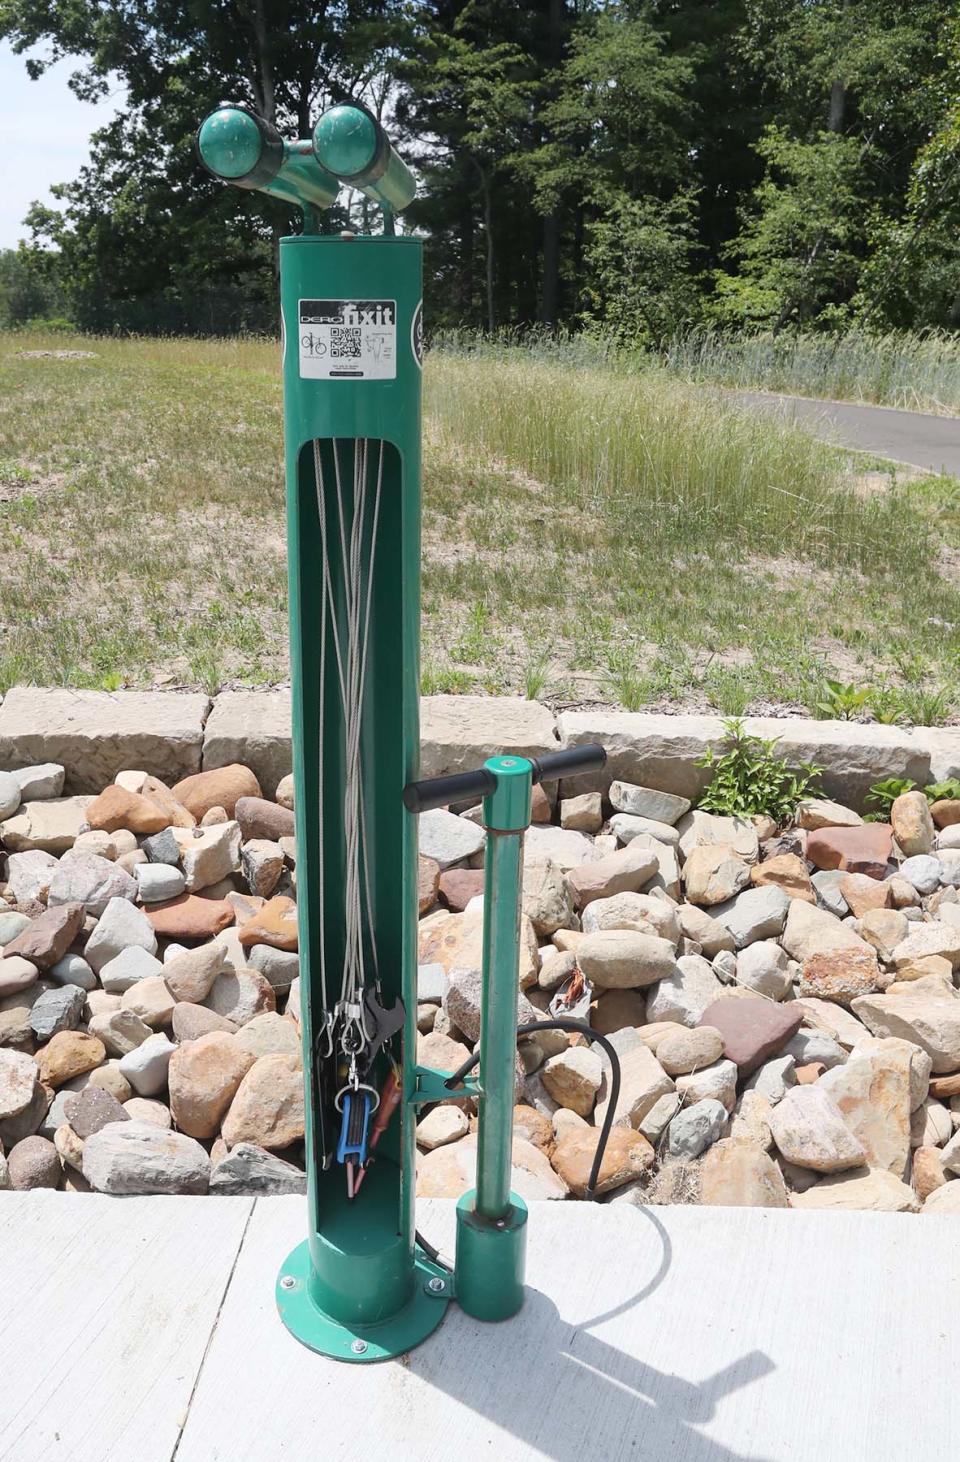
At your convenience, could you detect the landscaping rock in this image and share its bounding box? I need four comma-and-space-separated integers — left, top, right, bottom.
63, 1084, 129, 1138
698, 996, 803, 1075
797, 799, 862, 831
768, 1086, 867, 1172
86, 785, 170, 835
87, 1008, 152, 1057
712, 886, 789, 950
29, 983, 85, 1040
891, 922, 960, 970
99, 946, 164, 994
582, 892, 680, 944
416, 1106, 469, 1151
852, 980, 960, 1073
0, 956, 40, 999
235, 796, 295, 842
676, 904, 735, 957
749, 853, 815, 903
838, 873, 891, 917
891, 791, 935, 857
0, 769, 22, 820
247, 943, 298, 993
418, 855, 440, 914
237, 895, 298, 951
123, 1098, 171, 1128
790, 1167, 919, 1212
744, 1055, 796, 1105
47, 852, 136, 916
898, 855, 942, 895
675, 1058, 739, 1113
419, 1132, 567, 1201
36, 1030, 105, 1088
168, 1032, 256, 1138
163, 941, 228, 1003
565, 842, 659, 909
521, 858, 574, 937
541, 1046, 602, 1116
204, 966, 276, 1026
859, 908, 909, 963
172, 1002, 238, 1041
118, 1033, 175, 1097
3, 903, 84, 969
171, 764, 260, 820
146, 894, 235, 941
806, 824, 893, 878
82, 1121, 210, 1194
1, 797, 93, 854
656, 1026, 724, 1076
7, 1134, 61, 1189
683, 844, 751, 906
0, 1049, 40, 1120
209, 1142, 306, 1195
699, 1136, 789, 1207
594, 1042, 674, 1128
577, 929, 677, 989
120, 975, 175, 1029
668, 1098, 727, 1158
240, 840, 284, 899
560, 792, 603, 833
798, 949, 880, 1006
134, 863, 186, 903
911, 1146, 945, 1202
646, 955, 723, 1027
736, 941, 792, 1001
438, 868, 485, 913
5, 850, 59, 904
818, 1039, 913, 1175
781, 899, 872, 962
417, 809, 486, 870
85, 897, 157, 974
221, 1053, 305, 1150
233, 1012, 301, 1063
553, 1125, 654, 1197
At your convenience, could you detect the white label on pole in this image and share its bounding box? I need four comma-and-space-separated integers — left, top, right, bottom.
298, 298, 397, 380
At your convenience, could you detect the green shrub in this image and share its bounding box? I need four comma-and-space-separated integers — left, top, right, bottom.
696, 718, 823, 827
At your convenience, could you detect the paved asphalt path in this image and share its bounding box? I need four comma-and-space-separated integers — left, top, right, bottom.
733, 389, 960, 476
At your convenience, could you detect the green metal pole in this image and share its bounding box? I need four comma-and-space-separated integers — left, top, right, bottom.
454, 755, 531, 1322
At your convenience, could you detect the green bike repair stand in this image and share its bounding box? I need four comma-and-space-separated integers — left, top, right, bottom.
197, 102, 603, 1363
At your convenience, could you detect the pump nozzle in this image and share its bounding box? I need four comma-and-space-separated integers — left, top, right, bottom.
197, 105, 340, 211
313, 104, 417, 213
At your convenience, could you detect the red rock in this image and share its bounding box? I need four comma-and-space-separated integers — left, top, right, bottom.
439, 868, 485, 912
698, 996, 803, 1075
145, 894, 235, 941
171, 764, 261, 819
805, 825, 893, 879
3, 902, 84, 969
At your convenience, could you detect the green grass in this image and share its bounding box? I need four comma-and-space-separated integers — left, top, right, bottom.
663, 326, 960, 415
1, 327, 959, 721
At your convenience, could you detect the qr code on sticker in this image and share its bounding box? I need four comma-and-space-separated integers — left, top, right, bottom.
331, 327, 362, 359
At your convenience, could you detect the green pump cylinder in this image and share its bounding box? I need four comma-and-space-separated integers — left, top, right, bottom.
313, 105, 416, 212
197, 105, 340, 210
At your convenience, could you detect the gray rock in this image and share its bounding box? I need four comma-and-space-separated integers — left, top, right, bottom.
99, 945, 165, 994
29, 983, 86, 1040
735, 940, 792, 1000
712, 886, 790, 950
142, 828, 181, 866
898, 854, 942, 895
608, 782, 690, 826
134, 863, 186, 903
48, 952, 97, 992
812, 870, 849, 918
784, 1028, 847, 1070
417, 963, 448, 1003
85, 898, 158, 974
745, 1055, 797, 1105
118, 1033, 175, 1096
638, 1091, 680, 1143
47, 852, 137, 916
0, 956, 38, 1000
209, 1142, 306, 1195
63, 1084, 129, 1138
418, 809, 485, 870
610, 813, 681, 849
10, 764, 65, 800
38, 1076, 91, 1139
675, 1058, 739, 1113
712, 950, 737, 984
0, 912, 31, 948
445, 965, 539, 1045
247, 942, 299, 993
82, 1120, 210, 1194
645, 955, 723, 1028
667, 1098, 727, 1158
0, 770, 21, 820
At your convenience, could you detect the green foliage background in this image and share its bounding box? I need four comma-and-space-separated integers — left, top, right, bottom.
1, 0, 958, 339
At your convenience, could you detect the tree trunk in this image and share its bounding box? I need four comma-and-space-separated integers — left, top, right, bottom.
478, 166, 495, 333
829, 0, 850, 132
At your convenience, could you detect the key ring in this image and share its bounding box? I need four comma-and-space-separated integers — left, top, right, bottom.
334, 1081, 381, 1114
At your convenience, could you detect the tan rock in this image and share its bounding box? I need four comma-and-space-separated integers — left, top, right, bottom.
791, 1165, 920, 1211
119, 976, 175, 1029
782, 900, 872, 962
204, 967, 276, 1027
418, 907, 538, 991
852, 979, 960, 1072
676, 903, 735, 957
236, 895, 298, 952
817, 1038, 913, 1176
891, 791, 935, 857
35, 1031, 105, 1088
221, 1053, 304, 1150
913, 1145, 946, 1201
894, 954, 954, 983
750, 853, 815, 903
560, 793, 603, 833
513, 1104, 554, 1154
858, 907, 909, 963
551, 1125, 654, 1197
797, 799, 862, 831
416, 1106, 468, 1151
577, 929, 676, 989
768, 1086, 867, 1173
163, 941, 228, 1003
86, 785, 169, 836
565, 842, 659, 909
168, 1033, 256, 1139
839, 873, 891, 918
521, 857, 575, 937
793, 998, 870, 1050
418, 855, 440, 915
123, 1097, 171, 1128
417, 1133, 567, 1200
171, 764, 261, 820
88, 1063, 132, 1104
730, 1090, 773, 1150
541, 1046, 602, 1117
678, 811, 758, 862
699, 1137, 789, 1207
892, 923, 960, 971
591, 988, 646, 1036
683, 844, 750, 906
54, 1123, 85, 1172
233, 1011, 302, 1063
594, 1043, 674, 1128
637, 1021, 688, 1053
2, 798, 94, 855
656, 1026, 724, 1076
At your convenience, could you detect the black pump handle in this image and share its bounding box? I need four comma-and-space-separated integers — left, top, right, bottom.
402, 743, 606, 815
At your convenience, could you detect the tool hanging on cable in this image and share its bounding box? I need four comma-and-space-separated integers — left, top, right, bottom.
312, 435, 404, 1196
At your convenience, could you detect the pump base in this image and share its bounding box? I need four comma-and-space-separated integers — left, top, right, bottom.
276, 1239, 450, 1363
454, 1190, 528, 1322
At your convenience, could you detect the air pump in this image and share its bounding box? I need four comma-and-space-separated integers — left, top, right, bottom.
197, 102, 607, 1362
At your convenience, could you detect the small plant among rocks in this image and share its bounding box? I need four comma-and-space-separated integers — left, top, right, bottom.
696, 720, 823, 828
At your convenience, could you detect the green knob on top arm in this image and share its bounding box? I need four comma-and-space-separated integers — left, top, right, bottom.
313, 104, 417, 213
197, 105, 340, 212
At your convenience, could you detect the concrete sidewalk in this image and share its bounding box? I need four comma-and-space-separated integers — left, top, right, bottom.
1, 1192, 956, 1461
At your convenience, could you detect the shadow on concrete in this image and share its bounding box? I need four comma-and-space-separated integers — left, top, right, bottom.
413, 1206, 776, 1462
